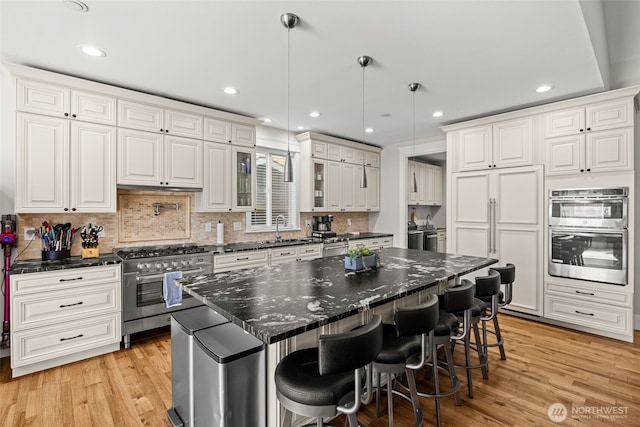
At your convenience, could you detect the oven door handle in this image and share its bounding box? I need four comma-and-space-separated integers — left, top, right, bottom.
550, 228, 627, 237
135, 267, 204, 283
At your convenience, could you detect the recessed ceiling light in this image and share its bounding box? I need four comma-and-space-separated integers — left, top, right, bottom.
536, 85, 553, 93
432, 111, 444, 118
79, 45, 106, 57
62, 0, 89, 12
261, 118, 272, 123
309, 111, 321, 118
297, 126, 305, 130
223, 87, 238, 95
365, 128, 374, 133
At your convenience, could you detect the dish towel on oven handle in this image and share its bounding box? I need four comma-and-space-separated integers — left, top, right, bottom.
163, 270, 184, 308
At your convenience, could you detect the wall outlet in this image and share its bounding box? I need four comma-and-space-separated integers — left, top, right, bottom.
24, 228, 36, 240
233, 221, 242, 231
305, 220, 312, 227
204, 222, 212, 232
98, 228, 105, 238
347, 218, 352, 226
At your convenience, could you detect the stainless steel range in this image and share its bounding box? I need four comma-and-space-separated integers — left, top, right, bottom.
115, 244, 213, 347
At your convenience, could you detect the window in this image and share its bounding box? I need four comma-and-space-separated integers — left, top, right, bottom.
247, 148, 297, 231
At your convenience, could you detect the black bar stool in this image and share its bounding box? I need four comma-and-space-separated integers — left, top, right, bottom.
274, 315, 383, 427
478, 263, 515, 360
372, 294, 439, 427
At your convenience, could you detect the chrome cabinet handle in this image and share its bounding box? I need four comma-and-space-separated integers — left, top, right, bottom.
492, 198, 497, 254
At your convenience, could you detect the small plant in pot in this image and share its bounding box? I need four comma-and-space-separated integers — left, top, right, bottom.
345, 244, 378, 271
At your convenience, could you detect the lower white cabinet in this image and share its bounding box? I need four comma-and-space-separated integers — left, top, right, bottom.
349, 236, 393, 250
10, 265, 122, 377
437, 229, 446, 253
269, 244, 322, 265
544, 281, 633, 342
214, 250, 269, 272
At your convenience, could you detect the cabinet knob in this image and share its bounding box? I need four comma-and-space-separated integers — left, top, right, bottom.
488, 165, 492, 168
64, 113, 69, 117
493, 164, 496, 167
165, 129, 169, 133
63, 208, 69, 212
160, 181, 164, 185
165, 182, 169, 185
586, 168, 591, 172
72, 208, 76, 212
72, 114, 77, 118
579, 129, 584, 132
580, 169, 584, 173
586, 127, 591, 131
160, 129, 164, 132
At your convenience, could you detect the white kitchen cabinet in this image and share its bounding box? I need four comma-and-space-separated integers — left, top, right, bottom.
269, 244, 322, 265
10, 265, 122, 377
437, 229, 446, 253
543, 98, 633, 138
164, 109, 203, 139
407, 161, 442, 206
365, 166, 380, 211
232, 146, 256, 211
365, 151, 380, 167
311, 141, 328, 159
348, 236, 393, 250
325, 161, 357, 212
451, 165, 543, 315
232, 124, 256, 147
17, 79, 116, 125
196, 141, 232, 212
118, 99, 204, 139
117, 129, 202, 188
16, 113, 116, 213
456, 118, 533, 172
213, 250, 269, 272
204, 117, 232, 143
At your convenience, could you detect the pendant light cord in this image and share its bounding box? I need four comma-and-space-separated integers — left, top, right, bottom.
412, 89, 416, 161
287, 26, 291, 154
362, 64, 365, 146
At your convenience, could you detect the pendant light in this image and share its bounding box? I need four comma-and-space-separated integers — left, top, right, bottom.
281, 13, 299, 182
358, 55, 372, 188
409, 82, 421, 193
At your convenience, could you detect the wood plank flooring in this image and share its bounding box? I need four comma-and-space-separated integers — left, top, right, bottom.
1, 314, 638, 426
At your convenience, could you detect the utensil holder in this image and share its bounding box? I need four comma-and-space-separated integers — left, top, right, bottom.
42, 250, 70, 261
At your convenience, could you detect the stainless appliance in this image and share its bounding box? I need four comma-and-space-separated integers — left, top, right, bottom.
312, 215, 336, 238
548, 187, 628, 285
408, 230, 423, 250
116, 244, 213, 347
424, 230, 438, 252
322, 239, 348, 257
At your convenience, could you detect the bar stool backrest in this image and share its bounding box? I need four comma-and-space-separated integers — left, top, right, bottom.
490, 263, 516, 305
394, 294, 439, 338
318, 315, 383, 376
475, 270, 501, 298
443, 281, 475, 313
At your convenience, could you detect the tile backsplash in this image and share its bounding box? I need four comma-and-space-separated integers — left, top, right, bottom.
15, 190, 369, 261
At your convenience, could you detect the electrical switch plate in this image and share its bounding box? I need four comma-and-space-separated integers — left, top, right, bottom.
233, 222, 242, 231
204, 222, 212, 232
98, 228, 105, 238
24, 228, 36, 240
347, 218, 352, 226
305, 220, 312, 227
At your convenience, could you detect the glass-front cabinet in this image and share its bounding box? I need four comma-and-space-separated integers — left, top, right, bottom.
312, 160, 327, 211
232, 147, 255, 211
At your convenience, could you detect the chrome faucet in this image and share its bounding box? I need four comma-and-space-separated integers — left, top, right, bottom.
275, 215, 285, 241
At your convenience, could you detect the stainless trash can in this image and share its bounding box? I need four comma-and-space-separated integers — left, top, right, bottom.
167, 306, 229, 427
193, 322, 266, 427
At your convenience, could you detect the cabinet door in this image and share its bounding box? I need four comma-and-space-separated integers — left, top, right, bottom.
586, 99, 633, 131
450, 171, 490, 257
543, 107, 584, 138
365, 167, 380, 211
203, 117, 232, 143
70, 121, 116, 212
408, 161, 419, 205
327, 144, 342, 162
164, 136, 203, 188
432, 165, 443, 206
231, 124, 255, 147
492, 118, 532, 168
117, 128, 163, 186
354, 165, 367, 210
232, 147, 256, 210
353, 149, 365, 166
17, 79, 69, 118
424, 164, 435, 205
197, 142, 231, 211
586, 128, 631, 173
457, 125, 492, 171
16, 114, 69, 212
311, 141, 327, 159
326, 161, 342, 210
312, 160, 327, 211
71, 90, 116, 125
342, 146, 357, 164
164, 109, 203, 139
417, 163, 428, 204
117, 100, 163, 133
544, 135, 584, 175
365, 151, 380, 167
341, 163, 356, 211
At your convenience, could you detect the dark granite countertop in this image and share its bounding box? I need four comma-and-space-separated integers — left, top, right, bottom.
179, 248, 497, 344
203, 238, 323, 254
10, 254, 122, 274
328, 232, 393, 242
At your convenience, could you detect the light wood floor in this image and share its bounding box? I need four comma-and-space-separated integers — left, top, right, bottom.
1, 314, 638, 426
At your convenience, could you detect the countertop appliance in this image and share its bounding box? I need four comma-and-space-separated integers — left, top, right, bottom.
115, 244, 213, 347
548, 187, 628, 285
312, 214, 336, 238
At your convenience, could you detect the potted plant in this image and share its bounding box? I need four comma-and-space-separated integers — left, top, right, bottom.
345, 244, 378, 271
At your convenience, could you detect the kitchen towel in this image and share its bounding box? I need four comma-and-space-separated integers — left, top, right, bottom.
163, 270, 184, 308
216, 221, 224, 245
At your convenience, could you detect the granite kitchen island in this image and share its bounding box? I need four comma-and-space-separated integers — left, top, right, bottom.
179, 248, 497, 426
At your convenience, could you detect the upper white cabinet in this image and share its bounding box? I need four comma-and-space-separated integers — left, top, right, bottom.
17, 79, 116, 126
297, 132, 381, 212
456, 118, 533, 172
204, 117, 232, 143
231, 124, 256, 147
117, 129, 202, 188
407, 161, 442, 206
117, 100, 203, 138
16, 113, 116, 213
196, 142, 232, 212
544, 98, 633, 176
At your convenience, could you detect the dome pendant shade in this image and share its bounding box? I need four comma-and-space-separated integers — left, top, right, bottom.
360, 165, 368, 188
281, 12, 299, 183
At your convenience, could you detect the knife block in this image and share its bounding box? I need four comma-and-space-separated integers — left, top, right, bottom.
82, 247, 99, 259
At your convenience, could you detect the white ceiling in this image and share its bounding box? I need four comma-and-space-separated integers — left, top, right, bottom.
1, 0, 639, 147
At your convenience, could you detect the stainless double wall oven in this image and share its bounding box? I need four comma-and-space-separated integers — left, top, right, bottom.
548, 187, 628, 285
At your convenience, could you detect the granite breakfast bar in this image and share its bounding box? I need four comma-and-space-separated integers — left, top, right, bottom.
178, 248, 498, 427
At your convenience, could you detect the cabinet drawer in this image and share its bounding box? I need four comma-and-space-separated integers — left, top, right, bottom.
545, 282, 632, 307
544, 294, 631, 335
297, 245, 322, 259
13, 282, 120, 331
11, 313, 121, 369
11, 265, 121, 295
214, 250, 268, 271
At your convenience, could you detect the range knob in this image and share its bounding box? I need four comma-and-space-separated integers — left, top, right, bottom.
145, 263, 152, 269
137, 263, 145, 270
172, 261, 179, 268
181, 260, 188, 266
188, 259, 195, 265
155, 263, 163, 270
163, 262, 169, 268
